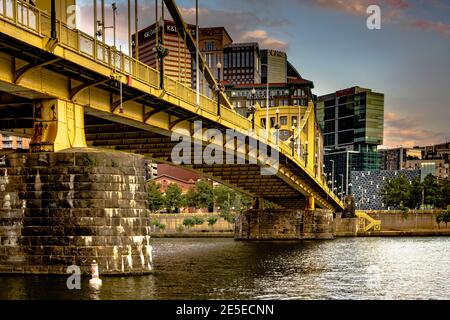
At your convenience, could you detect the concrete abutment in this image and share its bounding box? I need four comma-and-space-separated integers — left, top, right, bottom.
0, 149, 152, 275
235, 209, 335, 240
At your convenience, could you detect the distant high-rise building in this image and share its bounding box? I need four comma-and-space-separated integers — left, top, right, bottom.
223, 43, 261, 85
261, 49, 287, 84
379, 147, 422, 170
316, 87, 385, 197
225, 78, 314, 118
196, 27, 233, 97
132, 20, 196, 87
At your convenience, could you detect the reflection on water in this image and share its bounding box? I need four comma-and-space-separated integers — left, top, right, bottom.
1, 237, 450, 300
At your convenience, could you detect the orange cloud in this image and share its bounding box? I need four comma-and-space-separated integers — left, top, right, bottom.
382, 112, 446, 148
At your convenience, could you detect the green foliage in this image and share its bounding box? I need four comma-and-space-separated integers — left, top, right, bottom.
176, 225, 185, 233
158, 223, 166, 231
185, 187, 198, 208
400, 206, 410, 219
207, 216, 218, 227
407, 177, 423, 209
151, 218, 160, 227
436, 209, 450, 228
195, 181, 214, 210
148, 181, 164, 212
423, 174, 445, 208
84, 154, 97, 167
193, 217, 205, 225
214, 185, 251, 215
164, 183, 184, 213
182, 217, 196, 229
382, 175, 450, 210
381, 175, 412, 208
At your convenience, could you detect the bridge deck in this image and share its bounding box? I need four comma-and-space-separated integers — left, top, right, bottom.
0, 0, 343, 211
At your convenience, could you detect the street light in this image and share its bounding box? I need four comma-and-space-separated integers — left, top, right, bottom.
290, 125, 296, 156
330, 159, 335, 194
112, 2, 117, 48
153, 17, 168, 90
216, 61, 222, 116
247, 88, 257, 130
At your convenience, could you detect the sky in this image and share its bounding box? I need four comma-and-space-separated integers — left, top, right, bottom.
76, 0, 450, 148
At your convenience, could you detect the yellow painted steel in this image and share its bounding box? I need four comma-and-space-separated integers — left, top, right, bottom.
0, 0, 343, 211
30, 99, 87, 152
355, 211, 381, 232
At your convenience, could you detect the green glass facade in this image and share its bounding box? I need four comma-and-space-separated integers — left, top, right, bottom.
316, 87, 384, 196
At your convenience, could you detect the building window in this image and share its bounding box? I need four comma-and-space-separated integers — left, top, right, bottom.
280, 116, 288, 125
292, 116, 298, 126
223, 53, 228, 68
270, 117, 276, 128
261, 118, 267, 128
205, 41, 215, 51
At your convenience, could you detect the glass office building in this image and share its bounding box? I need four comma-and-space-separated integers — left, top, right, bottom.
316, 87, 384, 197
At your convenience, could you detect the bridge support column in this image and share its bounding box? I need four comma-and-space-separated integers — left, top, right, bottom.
235, 208, 334, 240
0, 150, 152, 275
307, 196, 315, 210
30, 99, 87, 153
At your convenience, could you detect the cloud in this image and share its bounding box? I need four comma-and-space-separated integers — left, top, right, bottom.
76, 3, 290, 52
240, 30, 288, 51
304, 0, 450, 37
382, 112, 446, 148
410, 20, 450, 36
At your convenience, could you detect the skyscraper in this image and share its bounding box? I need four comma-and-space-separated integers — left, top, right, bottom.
132, 20, 196, 87
316, 86, 384, 197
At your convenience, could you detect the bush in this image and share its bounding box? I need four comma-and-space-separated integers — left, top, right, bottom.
207, 217, 218, 227
182, 218, 196, 229
193, 217, 205, 225
176, 225, 185, 233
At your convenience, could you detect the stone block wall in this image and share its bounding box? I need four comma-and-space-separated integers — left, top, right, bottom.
0, 149, 152, 275
235, 209, 334, 240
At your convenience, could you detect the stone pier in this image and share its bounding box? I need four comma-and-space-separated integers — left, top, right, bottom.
235, 209, 334, 240
0, 149, 152, 275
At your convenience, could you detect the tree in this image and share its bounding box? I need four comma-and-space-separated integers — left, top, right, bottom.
195, 181, 214, 211
164, 183, 184, 213
147, 181, 164, 212
423, 174, 444, 208
185, 187, 198, 208
407, 177, 424, 210
381, 175, 412, 209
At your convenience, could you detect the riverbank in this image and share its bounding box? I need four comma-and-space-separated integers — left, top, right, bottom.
152, 230, 450, 238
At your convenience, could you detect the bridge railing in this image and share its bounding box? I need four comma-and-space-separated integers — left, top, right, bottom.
0, 0, 341, 207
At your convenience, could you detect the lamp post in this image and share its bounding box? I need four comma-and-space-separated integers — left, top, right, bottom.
112, 2, 117, 48
274, 108, 280, 145
247, 88, 257, 130
330, 159, 335, 194
153, 17, 168, 90
216, 61, 222, 116
339, 174, 344, 201
290, 125, 295, 157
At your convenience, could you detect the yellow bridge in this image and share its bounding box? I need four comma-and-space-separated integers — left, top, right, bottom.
356, 211, 381, 232
0, 0, 343, 212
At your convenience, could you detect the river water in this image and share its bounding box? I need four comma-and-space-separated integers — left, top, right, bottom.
1, 237, 449, 300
